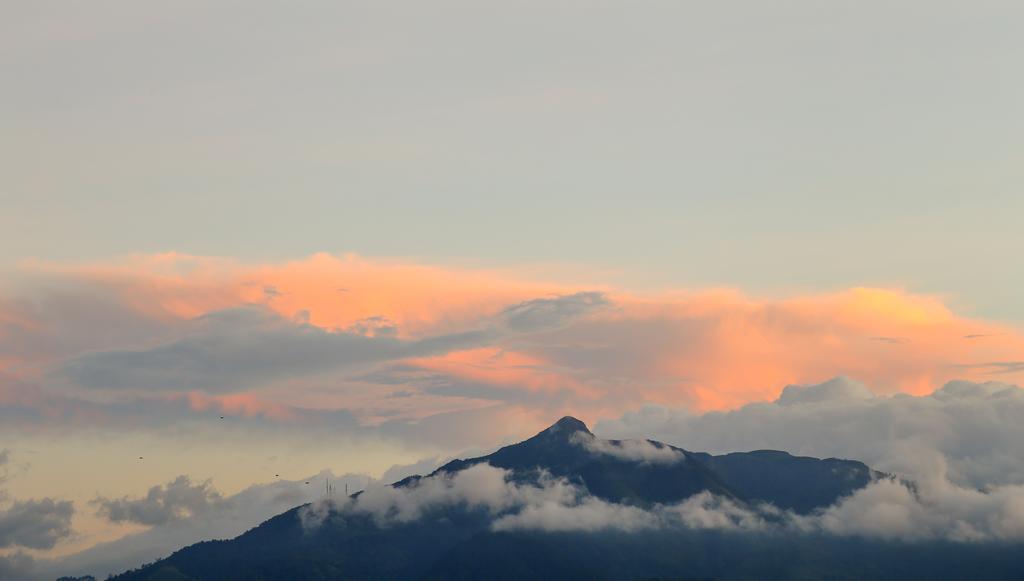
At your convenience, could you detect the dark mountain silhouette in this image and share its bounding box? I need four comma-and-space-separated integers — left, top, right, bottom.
108, 417, 1024, 581
398, 416, 875, 513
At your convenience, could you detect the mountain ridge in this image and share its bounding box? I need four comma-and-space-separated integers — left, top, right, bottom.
108, 416, 912, 581
412, 415, 876, 512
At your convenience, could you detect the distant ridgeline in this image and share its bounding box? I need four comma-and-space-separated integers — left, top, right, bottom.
109, 417, 1023, 581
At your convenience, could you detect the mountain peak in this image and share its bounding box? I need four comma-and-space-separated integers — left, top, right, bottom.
543, 416, 592, 436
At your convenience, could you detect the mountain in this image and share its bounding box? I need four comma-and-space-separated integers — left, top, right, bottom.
400, 416, 875, 513
108, 417, 1024, 581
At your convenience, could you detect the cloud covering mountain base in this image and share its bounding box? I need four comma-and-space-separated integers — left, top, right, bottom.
302, 462, 1024, 543
108, 460, 1024, 581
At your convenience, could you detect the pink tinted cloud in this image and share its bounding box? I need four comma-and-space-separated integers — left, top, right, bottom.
23, 252, 584, 334
611, 287, 1024, 410
4, 254, 1023, 424
179, 392, 298, 421
399, 287, 1024, 413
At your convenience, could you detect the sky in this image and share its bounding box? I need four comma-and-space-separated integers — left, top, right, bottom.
2, 1, 1024, 578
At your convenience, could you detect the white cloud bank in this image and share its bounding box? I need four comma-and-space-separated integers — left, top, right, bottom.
300, 461, 1024, 543
807, 477, 1024, 542
570, 431, 685, 464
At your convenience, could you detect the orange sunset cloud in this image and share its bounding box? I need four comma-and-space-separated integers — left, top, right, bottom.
6, 254, 1021, 423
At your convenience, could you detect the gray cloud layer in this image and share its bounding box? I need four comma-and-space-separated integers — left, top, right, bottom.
0, 552, 34, 580
62, 306, 493, 393
0, 450, 75, 553
59, 292, 609, 394
500, 292, 611, 332
596, 377, 1024, 488
0, 497, 74, 550
93, 475, 229, 526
